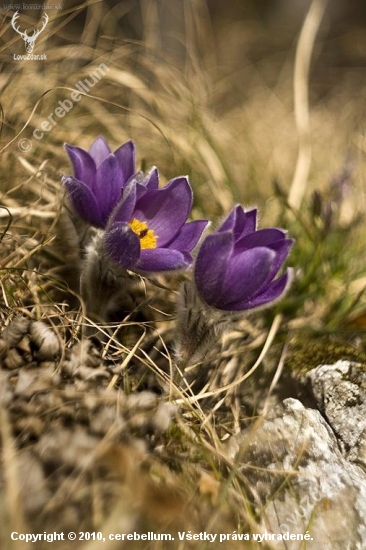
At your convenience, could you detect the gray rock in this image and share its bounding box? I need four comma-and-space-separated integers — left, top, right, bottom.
29, 321, 61, 360
307, 360, 366, 468
230, 398, 366, 549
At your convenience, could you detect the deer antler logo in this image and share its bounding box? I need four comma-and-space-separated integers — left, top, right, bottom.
11, 11, 49, 54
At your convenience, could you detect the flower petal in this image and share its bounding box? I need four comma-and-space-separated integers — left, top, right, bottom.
133, 167, 160, 201
143, 166, 159, 191
218, 207, 238, 232
103, 222, 140, 268
137, 248, 191, 272
113, 140, 136, 182
64, 144, 96, 185
133, 176, 193, 246
88, 136, 111, 168
94, 154, 125, 224
235, 228, 287, 252
232, 270, 292, 310
109, 179, 137, 225
194, 231, 233, 307
166, 219, 209, 252
232, 205, 247, 239
62, 176, 103, 227
222, 247, 276, 308
218, 205, 257, 240
234, 238, 293, 302
263, 238, 294, 282
239, 208, 257, 237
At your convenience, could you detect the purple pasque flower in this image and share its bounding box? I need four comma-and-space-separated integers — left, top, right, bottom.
62, 136, 136, 228
195, 205, 293, 311
103, 168, 208, 272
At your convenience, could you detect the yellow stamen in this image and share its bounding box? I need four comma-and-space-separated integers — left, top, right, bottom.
129, 218, 157, 249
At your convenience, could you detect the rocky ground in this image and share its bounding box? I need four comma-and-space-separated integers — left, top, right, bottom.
1, 313, 366, 549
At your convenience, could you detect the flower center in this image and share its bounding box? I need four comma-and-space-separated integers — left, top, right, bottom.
129, 218, 157, 249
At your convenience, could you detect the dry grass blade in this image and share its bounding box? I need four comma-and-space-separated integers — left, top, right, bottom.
288, 0, 329, 210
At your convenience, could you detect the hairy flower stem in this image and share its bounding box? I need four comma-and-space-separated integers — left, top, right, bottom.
174, 282, 232, 369
80, 230, 141, 329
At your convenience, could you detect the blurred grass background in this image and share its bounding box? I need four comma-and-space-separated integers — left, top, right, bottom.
2, 0, 366, 200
